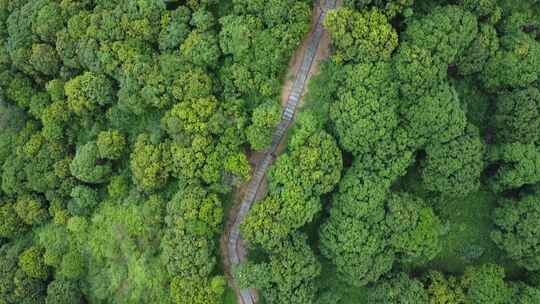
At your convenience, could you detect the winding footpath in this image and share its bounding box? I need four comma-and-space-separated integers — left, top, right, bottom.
223, 1, 339, 303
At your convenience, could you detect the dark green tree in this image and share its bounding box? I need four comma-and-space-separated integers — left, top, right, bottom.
401, 83, 466, 146
68, 186, 99, 217
457, 24, 499, 76
481, 32, 540, 90
45, 279, 82, 304
421, 124, 485, 196
0, 241, 47, 304
492, 193, 540, 271
509, 283, 540, 304
461, 264, 510, 304
402, 5, 477, 65
319, 165, 394, 287
237, 234, 321, 304
487, 143, 540, 192
386, 193, 442, 264
368, 272, 429, 304
0, 203, 25, 239
493, 87, 540, 144
329, 61, 399, 156
14, 194, 48, 226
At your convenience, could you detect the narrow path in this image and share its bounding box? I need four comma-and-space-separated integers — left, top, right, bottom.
222, 1, 339, 303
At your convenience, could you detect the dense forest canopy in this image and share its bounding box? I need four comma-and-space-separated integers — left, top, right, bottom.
1, 0, 540, 303
0, 0, 310, 303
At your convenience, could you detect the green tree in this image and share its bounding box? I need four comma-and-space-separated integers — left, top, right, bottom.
33, 2, 64, 43
492, 193, 540, 271
0, 203, 25, 239
5, 73, 36, 109
386, 193, 442, 264
84, 196, 169, 303
493, 87, 540, 144
70, 141, 112, 184
402, 5, 477, 65
180, 31, 220, 68
344, 0, 415, 17
96, 129, 126, 160
421, 124, 485, 196
368, 272, 429, 304
130, 134, 170, 192
159, 7, 191, 51
401, 83, 466, 146
481, 32, 540, 90
19, 247, 48, 280
171, 67, 214, 100
237, 234, 321, 304
161, 96, 247, 185
64, 72, 114, 116
461, 264, 510, 304
218, 0, 309, 99
29, 44, 60, 76
457, 24, 499, 76
487, 143, 540, 192
170, 275, 224, 304
392, 43, 446, 98
330, 61, 399, 156
462, 0, 502, 24
270, 112, 342, 197
223, 152, 251, 182
246, 101, 281, 151
324, 7, 398, 63
423, 271, 465, 304
161, 185, 222, 278
45, 279, 82, 304
14, 195, 48, 226
242, 113, 342, 248
319, 166, 394, 287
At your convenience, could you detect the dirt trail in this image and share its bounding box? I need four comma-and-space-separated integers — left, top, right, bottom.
220, 1, 340, 303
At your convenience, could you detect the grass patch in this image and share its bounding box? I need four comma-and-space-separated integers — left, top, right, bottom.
223, 287, 238, 304
395, 164, 525, 278
427, 190, 524, 278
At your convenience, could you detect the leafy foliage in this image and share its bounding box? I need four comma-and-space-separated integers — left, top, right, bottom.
246, 101, 281, 151
492, 193, 540, 271
236, 234, 321, 304
368, 272, 429, 304
45, 279, 82, 304
493, 88, 540, 144
319, 159, 442, 286
488, 143, 540, 192
70, 141, 111, 184
324, 7, 398, 63
461, 264, 510, 304
421, 124, 485, 196
2, 0, 540, 302
242, 113, 342, 249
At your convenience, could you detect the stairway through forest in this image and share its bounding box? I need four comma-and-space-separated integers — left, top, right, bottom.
222, 1, 340, 303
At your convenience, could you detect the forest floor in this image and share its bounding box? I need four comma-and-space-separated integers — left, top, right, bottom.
219, 1, 338, 303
